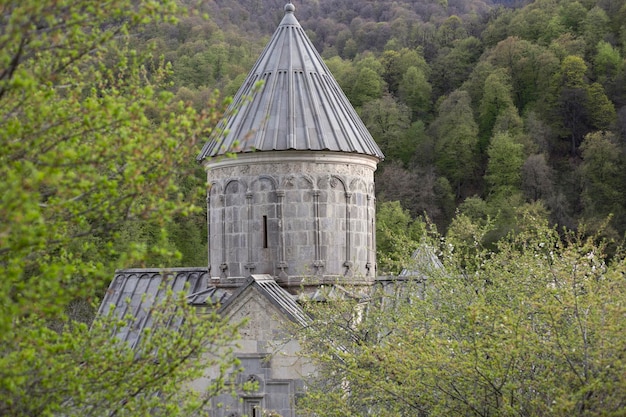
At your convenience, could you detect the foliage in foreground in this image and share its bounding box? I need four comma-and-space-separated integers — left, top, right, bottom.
1, 291, 242, 416
0, 1, 238, 415
297, 213, 626, 416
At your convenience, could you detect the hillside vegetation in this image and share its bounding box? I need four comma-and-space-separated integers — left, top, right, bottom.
3, 1, 625, 414
136, 0, 626, 264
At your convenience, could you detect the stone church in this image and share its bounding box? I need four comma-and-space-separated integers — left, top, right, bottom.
99, 3, 383, 416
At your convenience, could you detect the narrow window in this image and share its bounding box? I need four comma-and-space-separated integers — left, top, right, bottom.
262, 215, 268, 248
244, 399, 262, 417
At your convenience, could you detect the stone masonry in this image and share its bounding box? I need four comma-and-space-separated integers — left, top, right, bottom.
206, 151, 378, 287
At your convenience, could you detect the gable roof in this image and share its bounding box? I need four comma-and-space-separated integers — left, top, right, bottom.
98, 270, 308, 348
197, 2, 384, 161
98, 267, 230, 348
219, 274, 310, 327
399, 244, 444, 279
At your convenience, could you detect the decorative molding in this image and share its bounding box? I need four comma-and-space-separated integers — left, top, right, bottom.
277, 261, 289, 281
205, 151, 379, 171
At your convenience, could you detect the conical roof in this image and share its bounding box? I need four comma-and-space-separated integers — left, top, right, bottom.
198, 2, 384, 161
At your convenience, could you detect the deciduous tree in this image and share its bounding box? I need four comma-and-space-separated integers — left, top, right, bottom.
398, 65, 432, 120
430, 90, 479, 197
296, 214, 626, 417
579, 131, 626, 234
485, 132, 524, 197
0, 1, 240, 415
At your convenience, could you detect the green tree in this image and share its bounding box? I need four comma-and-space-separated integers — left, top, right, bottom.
375, 201, 426, 274
173, 52, 214, 88
485, 132, 524, 197
431, 36, 482, 96
380, 48, 429, 96
559, 1, 587, 34
555, 55, 592, 154
594, 41, 622, 88
2, 291, 241, 417
351, 66, 383, 107
583, 6, 610, 56
430, 90, 479, 197
579, 131, 626, 234
324, 55, 358, 97
508, 3, 555, 43
0, 1, 239, 414
437, 15, 467, 47
487, 37, 559, 112
478, 69, 517, 142
360, 94, 411, 162
586, 82, 616, 129
296, 214, 626, 417
549, 33, 587, 60
398, 65, 432, 120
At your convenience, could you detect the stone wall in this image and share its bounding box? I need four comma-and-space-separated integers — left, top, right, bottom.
205, 151, 378, 285
194, 282, 314, 417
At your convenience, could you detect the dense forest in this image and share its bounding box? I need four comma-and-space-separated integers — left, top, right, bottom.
3, 1, 626, 415
133, 0, 626, 267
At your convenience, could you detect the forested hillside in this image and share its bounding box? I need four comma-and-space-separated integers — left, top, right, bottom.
137, 0, 626, 266
3, 2, 625, 414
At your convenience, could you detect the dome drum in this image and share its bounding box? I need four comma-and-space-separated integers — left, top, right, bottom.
205, 152, 377, 286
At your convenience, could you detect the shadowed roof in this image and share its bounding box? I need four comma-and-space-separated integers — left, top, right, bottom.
98, 268, 230, 348
197, 3, 384, 161
98, 270, 309, 347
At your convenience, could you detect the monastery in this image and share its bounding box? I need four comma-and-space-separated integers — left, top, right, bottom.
99, 3, 384, 416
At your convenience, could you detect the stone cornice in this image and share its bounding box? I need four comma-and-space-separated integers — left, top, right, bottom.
204, 150, 379, 171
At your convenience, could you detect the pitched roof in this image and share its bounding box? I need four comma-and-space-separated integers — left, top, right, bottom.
197, 2, 384, 161
399, 244, 443, 279
219, 275, 310, 327
98, 270, 308, 347
98, 267, 230, 348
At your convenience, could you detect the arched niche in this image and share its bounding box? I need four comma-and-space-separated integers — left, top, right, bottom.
249, 175, 279, 275
223, 179, 247, 277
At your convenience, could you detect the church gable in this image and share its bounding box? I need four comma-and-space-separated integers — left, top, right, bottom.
210, 275, 312, 417
222, 285, 287, 344
219, 275, 309, 345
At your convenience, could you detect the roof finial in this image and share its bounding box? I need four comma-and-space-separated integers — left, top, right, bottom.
284, 2, 295, 13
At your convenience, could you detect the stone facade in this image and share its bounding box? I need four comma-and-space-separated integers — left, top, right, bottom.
189, 276, 314, 417
206, 151, 378, 286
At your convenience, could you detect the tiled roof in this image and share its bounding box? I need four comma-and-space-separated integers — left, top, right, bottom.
197, 3, 384, 161
98, 268, 230, 348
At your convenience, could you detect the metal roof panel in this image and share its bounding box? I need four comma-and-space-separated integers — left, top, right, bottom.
198, 3, 383, 161
98, 268, 231, 346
